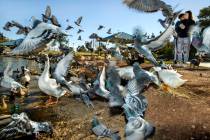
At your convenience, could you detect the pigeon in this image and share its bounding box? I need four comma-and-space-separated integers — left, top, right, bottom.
123, 0, 174, 25
11, 18, 67, 55
11, 20, 31, 35
53, 52, 74, 92
123, 94, 148, 118
110, 46, 124, 61
91, 116, 121, 140
78, 35, 82, 40
98, 25, 105, 30
66, 25, 74, 30
93, 66, 110, 99
74, 16, 83, 26
190, 25, 210, 56
124, 116, 155, 140
0, 39, 24, 47
133, 19, 177, 67
42, 5, 51, 23
3, 21, 14, 31
106, 66, 124, 107
116, 66, 134, 80
38, 55, 67, 104
77, 29, 84, 34
107, 28, 112, 34
50, 15, 61, 27
0, 112, 52, 139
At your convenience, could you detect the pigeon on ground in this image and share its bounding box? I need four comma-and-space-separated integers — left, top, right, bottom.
74, 16, 83, 26
0, 112, 52, 139
91, 116, 121, 140
124, 116, 155, 140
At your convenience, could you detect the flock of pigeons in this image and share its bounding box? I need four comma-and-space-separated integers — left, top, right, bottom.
0, 0, 210, 139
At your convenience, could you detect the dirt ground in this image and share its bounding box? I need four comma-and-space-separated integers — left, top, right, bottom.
1, 64, 210, 140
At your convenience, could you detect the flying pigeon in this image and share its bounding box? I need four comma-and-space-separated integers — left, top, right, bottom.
78, 35, 82, 40
53, 52, 74, 92
42, 5, 51, 23
91, 116, 121, 140
107, 28, 112, 34
124, 116, 155, 140
123, 0, 174, 25
106, 66, 124, 107
74, 16, 83, 26
0, 112, 52, 139
77, 29, 84, 34
97, 25, 105, 30
93, 66, 110, 99
50, 15, 61, 27
66, 25, 74, 30
133, 19, 177, 67
110, 46, 124, 61
11, 18, 67, 55
3, 22, 14, 31
0, 39, 24, 48
190, 25, 210, 56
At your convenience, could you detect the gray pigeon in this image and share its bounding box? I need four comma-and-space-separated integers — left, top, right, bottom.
123, 0, 174, 25
11, 18, 67, 55
0, 112, 52, 139
91, 116, 121, 140
66, 25, 74, 30
107, 28, 112, 34
42, 5, 51, 23
53, 52, 74, 92
3, 21, 14, 31
77, 29, 84, 34
78, 35, 82, 40
124, 116, 155, 140
98, 25, 105, 30
106, 66, 124, 107
74, 16, 83, 26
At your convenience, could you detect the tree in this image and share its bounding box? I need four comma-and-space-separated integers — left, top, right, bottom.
198, 6, 210, 29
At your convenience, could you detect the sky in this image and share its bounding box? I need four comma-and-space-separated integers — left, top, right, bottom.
0, 0, 209, 47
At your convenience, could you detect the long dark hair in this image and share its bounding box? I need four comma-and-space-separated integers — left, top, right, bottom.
186, 10, 193, 20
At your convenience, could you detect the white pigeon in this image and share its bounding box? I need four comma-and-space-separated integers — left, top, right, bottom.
11, 18, 67, 55
38, 55, 66, 103
0, 63, 24, 89
151, 67, 187, 88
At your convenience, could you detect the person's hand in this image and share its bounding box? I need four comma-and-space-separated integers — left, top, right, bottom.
179, 24, 185, 29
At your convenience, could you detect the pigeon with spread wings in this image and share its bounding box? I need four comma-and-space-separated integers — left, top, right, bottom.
11, 18, 67, 55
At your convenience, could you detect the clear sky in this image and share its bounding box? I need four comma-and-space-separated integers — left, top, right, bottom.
0, 0, 209, 46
